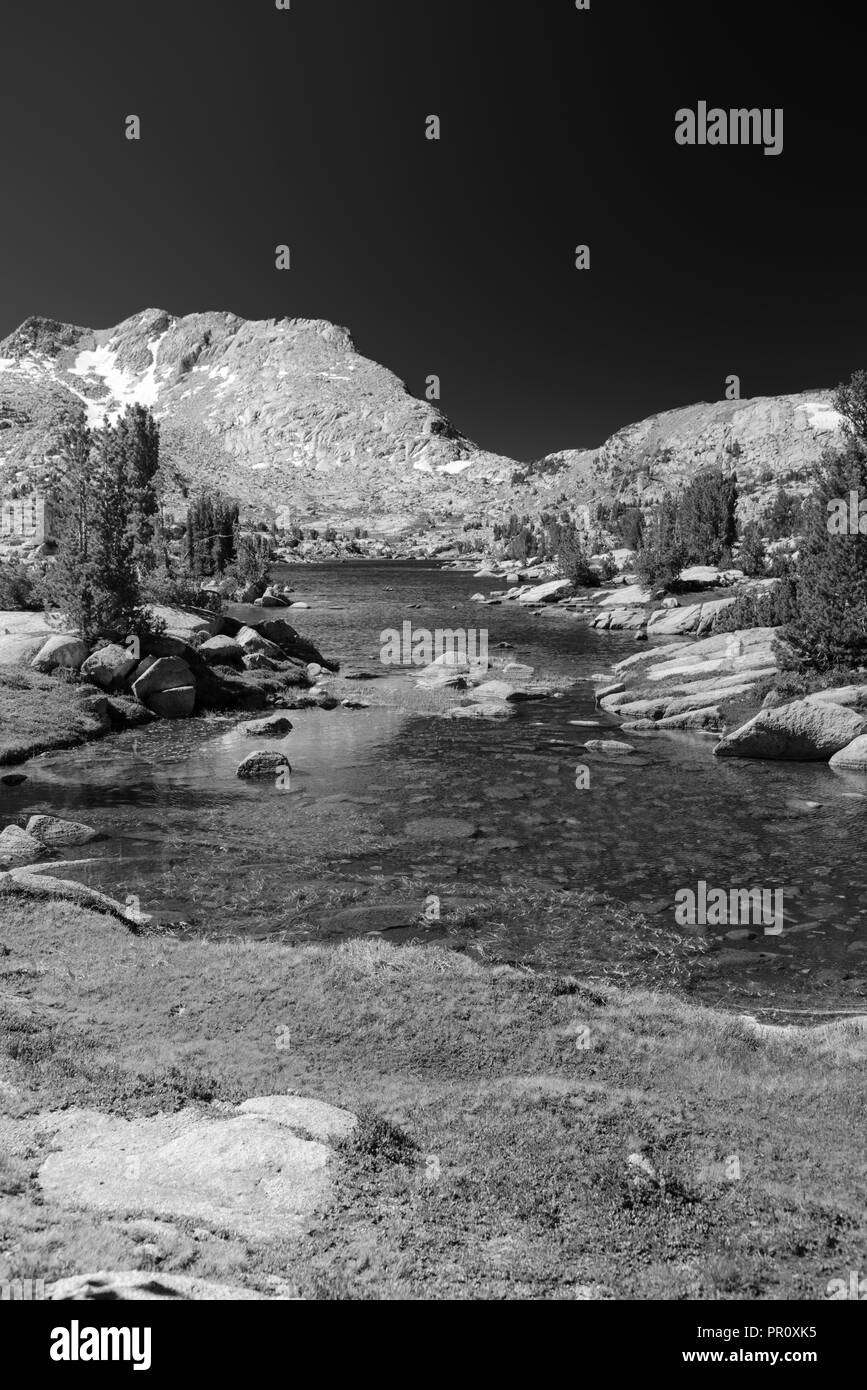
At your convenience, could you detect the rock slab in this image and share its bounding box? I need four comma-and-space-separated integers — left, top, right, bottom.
38, 1095, 357, 1241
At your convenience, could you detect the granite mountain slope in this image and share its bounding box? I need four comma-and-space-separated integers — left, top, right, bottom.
0, 307, 849, 529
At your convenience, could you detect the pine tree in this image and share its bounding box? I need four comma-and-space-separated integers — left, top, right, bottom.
783, 372, 867, 671
765, 486, 803, 540
636, 492, 687, 590
88, 424, 140, 637
185, 492, 238, 578
679, 469, 738, 564
119, 404, 160, 573
738, 520, 767, 577
43, 413, 99, 638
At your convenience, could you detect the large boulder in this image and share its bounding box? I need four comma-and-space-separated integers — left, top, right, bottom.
0, 824, 47, 868
806, 686, 867, 711
26, 815, 98, 848
146, 605, 219, 639
132, 657, 195, 705
147, 686, 196, 720
81, 643, 138, 690
829, 736, 867, 772
105, 696, 157, 729
142, 633, 202, 662
245, 618, 338, 672
30, 635, 91, 673
518, 579, 574, 605
199, 635, 245, 666
233, 627, 288, 661
715, 699, 867, 761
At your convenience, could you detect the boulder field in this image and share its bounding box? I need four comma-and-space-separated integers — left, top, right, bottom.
596, 624, 867, 769
27, 607, 338, 724
598, 627, 780, 738
415, 649, 561, 720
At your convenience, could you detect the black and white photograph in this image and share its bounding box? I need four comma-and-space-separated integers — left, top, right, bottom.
1, 0, 865, 1347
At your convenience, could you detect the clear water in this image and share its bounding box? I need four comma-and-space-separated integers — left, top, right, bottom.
4, 562, 867, 1014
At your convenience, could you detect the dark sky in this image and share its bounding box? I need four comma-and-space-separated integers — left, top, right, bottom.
1, 0, 864, 461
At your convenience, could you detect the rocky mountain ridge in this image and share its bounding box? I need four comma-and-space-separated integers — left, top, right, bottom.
0, 309, 516, 526
0, 307, 850, 529
523, 392, 846, 522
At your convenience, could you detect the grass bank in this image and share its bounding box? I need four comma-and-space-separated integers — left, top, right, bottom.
1, 896, 865, 1299
0, 668, 113, 767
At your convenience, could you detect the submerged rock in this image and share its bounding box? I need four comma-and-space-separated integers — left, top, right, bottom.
244, 715, 294, 738
584, 740, 638, 757
404, 817, 479, 840
236, 751, 291, 780
26, 815, 98, 847
443, 701, 516, 721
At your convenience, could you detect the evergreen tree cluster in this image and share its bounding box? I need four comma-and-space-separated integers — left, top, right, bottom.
783, 373, 867, 671
45, 404, 161, 641
185, 493, 239, 578
635, 469, 738, 590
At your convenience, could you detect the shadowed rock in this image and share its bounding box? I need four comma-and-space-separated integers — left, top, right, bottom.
715, 699, 867, 761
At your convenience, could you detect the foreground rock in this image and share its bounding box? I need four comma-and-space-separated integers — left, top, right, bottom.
237, 751, 290, 780
131, 656, 195, 715
81, 644, 138, 690
26, 815, 98, 848
37, 1095, 357, 1242
715, 699, 867, 761
0, 825, 47, 868
1, 868, 150, 924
